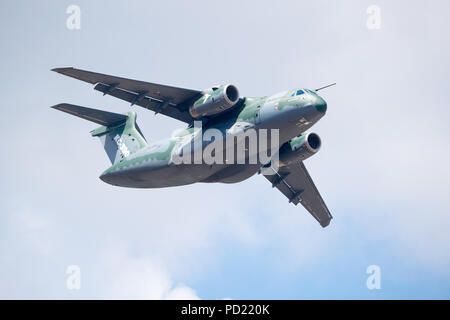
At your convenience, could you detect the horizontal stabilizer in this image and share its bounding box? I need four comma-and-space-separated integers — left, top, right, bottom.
51, 103, 128, 126
52, 103, 148, 164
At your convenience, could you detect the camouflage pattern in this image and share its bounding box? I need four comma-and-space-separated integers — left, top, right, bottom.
92, 88, 327, 188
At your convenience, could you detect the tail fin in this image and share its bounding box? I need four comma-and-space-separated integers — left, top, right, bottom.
52, 103, 148, 164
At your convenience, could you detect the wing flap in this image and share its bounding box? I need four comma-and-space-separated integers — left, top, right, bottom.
93, 83, 194, 123
264, 162, 332, 228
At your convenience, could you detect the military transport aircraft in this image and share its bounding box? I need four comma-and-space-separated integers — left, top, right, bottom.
52, 67, 333, 227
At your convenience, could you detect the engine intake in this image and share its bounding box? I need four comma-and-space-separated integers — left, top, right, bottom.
279, 132, 321, 165
189, 84, 239, 118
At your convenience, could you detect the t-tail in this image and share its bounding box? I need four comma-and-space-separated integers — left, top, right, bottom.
51, 103, 147, 164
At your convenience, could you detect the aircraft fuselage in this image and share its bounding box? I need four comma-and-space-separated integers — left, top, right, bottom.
99, 88, 327, 188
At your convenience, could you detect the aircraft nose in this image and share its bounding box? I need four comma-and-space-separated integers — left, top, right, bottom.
314, 96, 327, 113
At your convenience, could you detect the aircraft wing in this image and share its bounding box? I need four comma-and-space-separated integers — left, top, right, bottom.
263, 162, 332, 228
51, 103, 128, 126
52, 67, 203, 123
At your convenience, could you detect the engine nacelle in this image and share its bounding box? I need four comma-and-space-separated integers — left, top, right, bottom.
189, 84, 239, 118
279, 132, 321, 165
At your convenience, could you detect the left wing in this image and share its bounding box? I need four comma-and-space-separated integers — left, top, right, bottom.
51, 103, 128, 126
263, 162, 332, 228
52, 67, 203, 123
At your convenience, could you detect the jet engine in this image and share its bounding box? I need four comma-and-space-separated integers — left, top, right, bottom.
279, 132, 321, 165
189, 84, 239, 118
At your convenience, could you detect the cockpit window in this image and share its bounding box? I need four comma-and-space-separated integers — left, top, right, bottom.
295, 89, 304, 96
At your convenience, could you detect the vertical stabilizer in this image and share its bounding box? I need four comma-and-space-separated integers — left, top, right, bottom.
52, 103, 148, 164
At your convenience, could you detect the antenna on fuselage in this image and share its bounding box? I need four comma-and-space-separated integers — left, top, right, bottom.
315, 83, 336, 92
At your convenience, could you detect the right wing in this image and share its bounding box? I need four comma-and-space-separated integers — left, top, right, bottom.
52, 67, 203, 123
263, 162, 333, 228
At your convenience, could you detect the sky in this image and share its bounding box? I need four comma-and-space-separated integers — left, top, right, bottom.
1, 0, 450, 299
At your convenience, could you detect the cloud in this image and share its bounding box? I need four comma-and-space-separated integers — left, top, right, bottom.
99, 248, 200, 300
0, 207, 202, 299
1, 0, 450, 299
164, 285, 200, 300
4, 208, 58, 256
